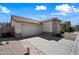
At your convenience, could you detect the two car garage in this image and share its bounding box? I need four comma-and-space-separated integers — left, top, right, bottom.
11, 15, 41, 38
21, 23, 41, 37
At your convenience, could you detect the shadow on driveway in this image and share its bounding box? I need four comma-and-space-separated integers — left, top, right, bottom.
37, 34, 63, 41
0, 37, 17, 42
21, 34, 63, 41
0, 34, 63, 42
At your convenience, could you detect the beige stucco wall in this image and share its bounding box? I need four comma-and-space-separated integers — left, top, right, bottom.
13, 21, 41, 37
42, 21, 60, 34
52, 21, 60, 34
13, 21, 22, 33
42, 21, 52, 32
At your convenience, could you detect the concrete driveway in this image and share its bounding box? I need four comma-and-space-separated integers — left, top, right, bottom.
21, 37, 75, 55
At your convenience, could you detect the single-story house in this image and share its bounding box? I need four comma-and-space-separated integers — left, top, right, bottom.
11, 15, 61, 38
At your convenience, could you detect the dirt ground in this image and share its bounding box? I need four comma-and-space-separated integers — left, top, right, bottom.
63, 32, 77, 41
0, 38, 27, 55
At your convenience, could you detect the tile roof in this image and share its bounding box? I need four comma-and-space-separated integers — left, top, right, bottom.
11, 15, 40, 24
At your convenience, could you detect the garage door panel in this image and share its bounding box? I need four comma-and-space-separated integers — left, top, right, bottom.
22, 25, 40, 36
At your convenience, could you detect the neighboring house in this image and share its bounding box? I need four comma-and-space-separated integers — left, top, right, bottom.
0, 23, 14, 37
11, 15, 42, 38
0, 24, 2, 37
2, 23, 12, 33
42, 18, 61, 35
61, 21, 71, 32
11, 15, 61, 38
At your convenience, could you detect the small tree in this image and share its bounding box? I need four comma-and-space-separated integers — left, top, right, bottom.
68, 27, 75, 32
75, 24, 79, 31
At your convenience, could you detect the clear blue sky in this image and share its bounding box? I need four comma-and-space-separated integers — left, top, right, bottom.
0, 3, 79, 25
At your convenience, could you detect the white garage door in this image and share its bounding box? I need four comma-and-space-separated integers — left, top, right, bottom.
22, 24, 40, 36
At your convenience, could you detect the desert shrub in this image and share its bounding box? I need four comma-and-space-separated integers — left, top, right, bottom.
60, 30, 65, 34
68, 27, 75, 32
55, 34, 62, 37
